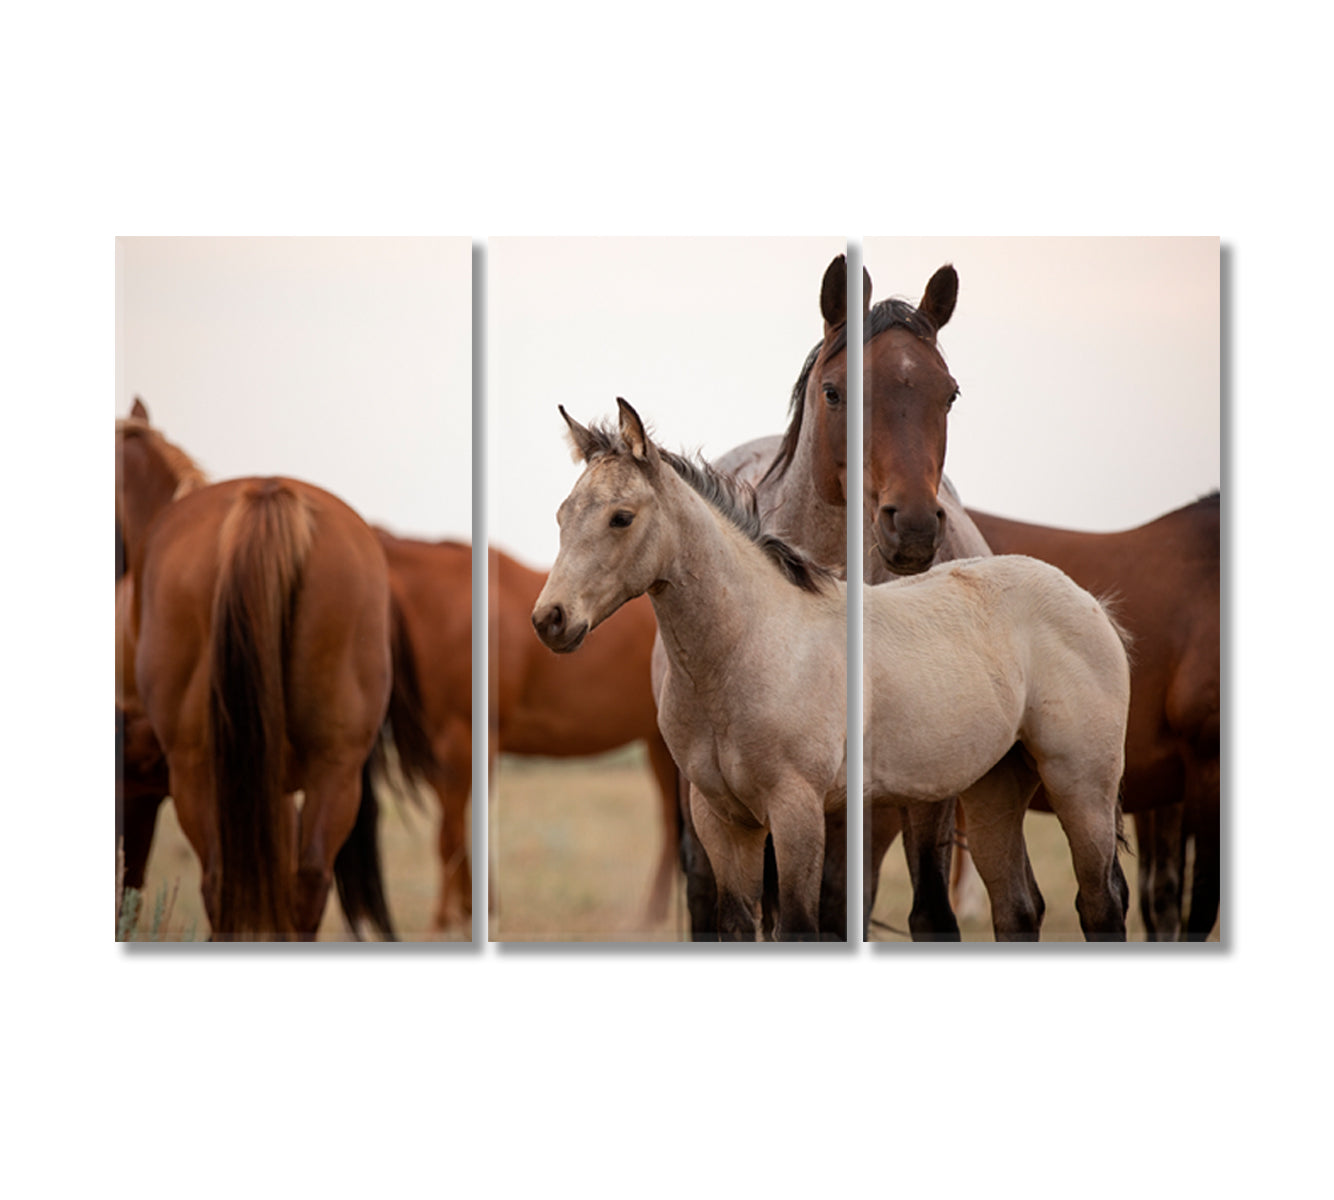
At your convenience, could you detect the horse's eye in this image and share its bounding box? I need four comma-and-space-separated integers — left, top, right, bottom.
947, 389, 960, 409
610, 510, 634, 529
823, 385, 842, 407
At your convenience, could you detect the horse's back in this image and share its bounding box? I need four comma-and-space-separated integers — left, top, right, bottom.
137, 476, 392, 758
969, 500, 1219, 764
379, 533, 473, 735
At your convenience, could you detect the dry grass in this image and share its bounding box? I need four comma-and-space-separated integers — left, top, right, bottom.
127, 781, 469, 942
489, 747, 686, 942
868, 811, 1222, 942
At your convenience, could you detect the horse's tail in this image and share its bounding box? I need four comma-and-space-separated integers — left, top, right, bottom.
332, 759, 398, 940
210, 479, 315, 939
1095, 589, 1135, 663
381, 593, 438, 801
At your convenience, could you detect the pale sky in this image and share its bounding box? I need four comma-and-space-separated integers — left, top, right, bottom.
488, 237, 845, 568
489, 237, 1218, 569
116, 237, 473, 543
865, 237, 1219, 531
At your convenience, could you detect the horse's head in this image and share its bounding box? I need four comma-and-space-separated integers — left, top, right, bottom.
864, 265, 959, 575
533, 399, 668, 654
765, 254, 870, 508
114, 398, 208, 570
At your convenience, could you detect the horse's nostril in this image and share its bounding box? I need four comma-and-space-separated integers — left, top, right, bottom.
548, 605, 564, 633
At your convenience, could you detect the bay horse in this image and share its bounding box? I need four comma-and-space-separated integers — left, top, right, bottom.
965, 496, 1221, 940
695, 256, 994, 939
536, 400, 1131, 940
116, 403, 396, 939
374, 534, 680, 931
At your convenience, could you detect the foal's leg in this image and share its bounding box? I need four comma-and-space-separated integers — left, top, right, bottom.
679, 781, 720, 940
689, 790, 767, 941
819, 808, 848, 941
1038, 757, 1128, 941
767, 789, 828, 941
901, 800, 961, 941
642, 737, 683, 926
959, 755, 1045, 941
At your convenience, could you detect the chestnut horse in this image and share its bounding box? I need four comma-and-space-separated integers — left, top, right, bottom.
116, 404, 395, 939
966, 496, 1221, 940
697, 256, 994, 939
380, 533, 680, 930
539, 401, 1130, 940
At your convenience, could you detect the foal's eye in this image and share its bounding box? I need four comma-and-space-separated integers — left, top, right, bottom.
610, 510, 634, 529
947, 388, 960, 409
823, 384, 842, 407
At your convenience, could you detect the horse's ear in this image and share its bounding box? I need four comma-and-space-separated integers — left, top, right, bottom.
862, 265, 872, 316
919, 265, 958, 331
131, 396, 150, 422
559, 405, 598, 463
616, 397, 657, 466
820, 255, 847, 331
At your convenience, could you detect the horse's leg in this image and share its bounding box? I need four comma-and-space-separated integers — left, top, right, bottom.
1037, 756, 1128, 942
959, 755, 1045, 941
165, 748, 223, 937
1136, 805, 1184, 941
864, 803, 901, 937
119, 792, 166, 893
430, 738, 473, 931
679, 780, 719, 940
643, 736, 682, 926
767, 789, 828, 941
1184, 752, 1221, 941
293, 757, 365, 939
819, 808, 848, 941
689, 790, 766, 941
900, 800, 961, 941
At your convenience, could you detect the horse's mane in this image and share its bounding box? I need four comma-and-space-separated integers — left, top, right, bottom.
580, 420, 835, 595
115, 417, 209, 498
763, 297, 945, 486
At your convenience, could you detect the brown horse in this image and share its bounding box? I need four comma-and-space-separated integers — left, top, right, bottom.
116, 404, 396, 939
966, 496, 1221, 940
707, 257, 994, 939
379, 534, 680, 931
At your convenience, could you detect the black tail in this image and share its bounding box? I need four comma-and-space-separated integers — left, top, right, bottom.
376, 594, 438, 805
333, 759, 398, 940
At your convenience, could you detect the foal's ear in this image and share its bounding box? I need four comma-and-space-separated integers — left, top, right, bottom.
919, 265, 958, 331
130, 396, 150, 423
559, 405, 599, 463
616, 397, 657, 465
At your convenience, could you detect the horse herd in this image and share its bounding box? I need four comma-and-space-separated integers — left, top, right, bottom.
115, 254, 1220, 942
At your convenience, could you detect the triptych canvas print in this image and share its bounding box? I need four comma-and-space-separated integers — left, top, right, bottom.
115, 236, 1220, 944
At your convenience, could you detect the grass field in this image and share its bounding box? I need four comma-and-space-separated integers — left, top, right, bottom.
126, 783, 469, 942
125, 745, 1218, 943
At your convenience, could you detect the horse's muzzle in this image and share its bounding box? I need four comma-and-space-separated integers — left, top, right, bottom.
874, 504, 945, 575
531, 603, 589, 653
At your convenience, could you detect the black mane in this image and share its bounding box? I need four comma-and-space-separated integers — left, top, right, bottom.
763, 297, 944, 486
658, 448, 836, 595
579, 419, 835, 595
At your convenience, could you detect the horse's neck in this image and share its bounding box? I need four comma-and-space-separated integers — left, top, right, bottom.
648, 484, 801, 695
756, 421, 847, 572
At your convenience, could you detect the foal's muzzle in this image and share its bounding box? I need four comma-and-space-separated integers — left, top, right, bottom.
531, 602, 589, 653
